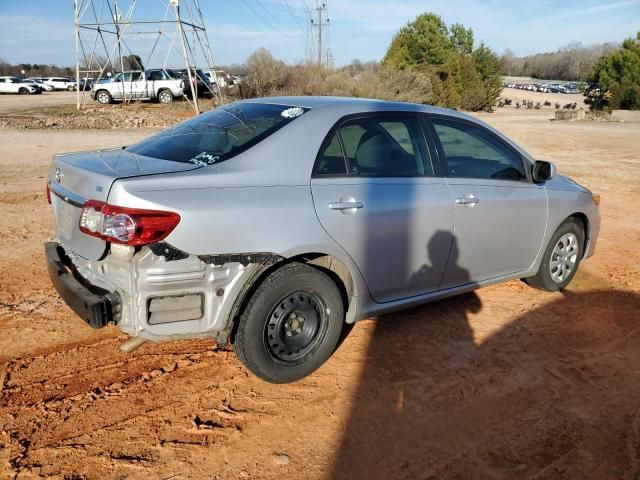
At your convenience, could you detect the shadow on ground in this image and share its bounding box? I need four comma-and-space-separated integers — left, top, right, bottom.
331, 287, 640, 480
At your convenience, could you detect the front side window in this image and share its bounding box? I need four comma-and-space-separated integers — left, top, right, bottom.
127, 103, 307, 165
431, 118, 526, 181
317, 116, 430, 177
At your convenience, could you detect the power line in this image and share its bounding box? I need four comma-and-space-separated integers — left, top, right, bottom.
281, 0, 305, 33
239, 0, 298, 39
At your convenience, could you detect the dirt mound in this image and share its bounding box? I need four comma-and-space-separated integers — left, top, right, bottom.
0, 103, 204, 130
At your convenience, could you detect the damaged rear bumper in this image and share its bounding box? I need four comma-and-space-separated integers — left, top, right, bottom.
45, 242, 120, 329
45, 241, 280, 343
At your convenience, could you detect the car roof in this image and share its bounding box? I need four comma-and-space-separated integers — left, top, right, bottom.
238, 95, 478, 122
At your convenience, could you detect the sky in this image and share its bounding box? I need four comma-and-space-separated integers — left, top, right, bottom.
0, 0, 639, 68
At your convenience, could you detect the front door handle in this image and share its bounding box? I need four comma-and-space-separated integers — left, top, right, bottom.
329, 196, 364, 215
455, 194, 480, 207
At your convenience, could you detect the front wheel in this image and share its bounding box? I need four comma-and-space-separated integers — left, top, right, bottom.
524, 218, 584, 291
95, 90, 112, 104
233, 263, 345, 383
18, 87, 29, 95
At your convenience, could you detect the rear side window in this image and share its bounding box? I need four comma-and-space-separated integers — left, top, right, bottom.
431, 119, 526, 181
316, 133, 348, 175
316, 116, 431, 178
127, 103, 307, 165
147, 70, 166, 81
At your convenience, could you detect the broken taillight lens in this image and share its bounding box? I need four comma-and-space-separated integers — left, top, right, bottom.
79, 200, 180, 246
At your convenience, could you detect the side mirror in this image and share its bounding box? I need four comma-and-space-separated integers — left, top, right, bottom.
532, 160, 556, 182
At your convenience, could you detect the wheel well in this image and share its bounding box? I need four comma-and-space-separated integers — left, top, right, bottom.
567, 213, 589, 257
227, 253, 354, 344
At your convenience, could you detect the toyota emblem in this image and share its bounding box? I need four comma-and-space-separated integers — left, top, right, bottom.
55, 167, 64, 183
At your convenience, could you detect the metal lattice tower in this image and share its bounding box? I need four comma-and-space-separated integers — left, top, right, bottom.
73, 0, 223, 113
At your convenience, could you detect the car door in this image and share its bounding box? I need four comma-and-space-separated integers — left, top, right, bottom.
129, 71, 146, 98
146, 69, 163, 97
311, 113, 454, 303
0, 78, 10, 93
424, 115, 547, 290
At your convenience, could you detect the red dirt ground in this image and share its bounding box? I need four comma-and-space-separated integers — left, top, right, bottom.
1, 108, 639, 480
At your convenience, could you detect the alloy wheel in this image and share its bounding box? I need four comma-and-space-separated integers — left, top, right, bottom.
550, 232, 579, 283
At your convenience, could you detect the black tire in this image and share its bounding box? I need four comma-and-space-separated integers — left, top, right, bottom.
18, 87, 29, 95
157, 89, 173, 104
67, 85, 75, 91
95, 90, 112, 104
524, 218, 584, 291
233, 262, 345, 383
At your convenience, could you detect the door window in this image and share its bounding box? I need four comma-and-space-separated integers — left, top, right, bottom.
316, 132, 348, 175
147, 70, 166, 81
317, 116, 431, 177
431, 119, 526, 181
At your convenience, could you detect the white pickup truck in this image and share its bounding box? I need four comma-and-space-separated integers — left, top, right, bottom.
91, 69, 183, 104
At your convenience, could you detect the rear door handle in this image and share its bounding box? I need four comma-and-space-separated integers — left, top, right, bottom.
455, 194, 480, 207
329, 196, 364, 214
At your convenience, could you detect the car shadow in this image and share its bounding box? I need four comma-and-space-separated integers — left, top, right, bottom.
330, 285, 640, 479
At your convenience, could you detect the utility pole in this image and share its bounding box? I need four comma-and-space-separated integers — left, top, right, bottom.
74, 0, 80, 110
311, 2, 329, 67
316, 2, 325, 66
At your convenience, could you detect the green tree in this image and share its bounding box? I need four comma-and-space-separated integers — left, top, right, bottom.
588, 32, 640, 110
382, 13, 502, 110
383, 13, 452, 71
472, 43, 503, 111
450, 23, 474, 55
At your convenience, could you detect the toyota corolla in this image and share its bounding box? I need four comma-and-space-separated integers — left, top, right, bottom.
45, 97, 601, 383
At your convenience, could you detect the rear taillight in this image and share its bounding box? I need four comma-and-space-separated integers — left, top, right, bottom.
79, 200, 180, 246
46, 184, 51, 204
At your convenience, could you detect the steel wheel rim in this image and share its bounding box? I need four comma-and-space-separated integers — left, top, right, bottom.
264, 291, 328, 364
550, 232, 578, 283
97, 92, 109, 103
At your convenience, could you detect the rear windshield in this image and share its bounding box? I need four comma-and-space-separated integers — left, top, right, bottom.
127, 102, 307, 165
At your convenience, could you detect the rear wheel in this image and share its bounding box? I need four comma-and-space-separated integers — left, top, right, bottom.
158, 89, 173, 104
233, 263, 344, 383
96, 90, 112, 104
524, 218, 584, 291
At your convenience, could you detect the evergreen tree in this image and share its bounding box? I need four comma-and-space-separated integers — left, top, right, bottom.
589, 32, 640, 110
383, 13, 502, 111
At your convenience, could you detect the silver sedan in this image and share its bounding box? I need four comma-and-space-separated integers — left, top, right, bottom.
45, 97, 601, 383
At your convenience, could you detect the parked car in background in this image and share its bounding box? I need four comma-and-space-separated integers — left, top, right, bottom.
45, 97, 601, 384
27, 78, 54, 92
78, 78, 94, 91
169, 68, 212, 97
43, 77, 77, 91
91, 69, 183, 104
0, 76, 41, 94
205, 70, 232, 88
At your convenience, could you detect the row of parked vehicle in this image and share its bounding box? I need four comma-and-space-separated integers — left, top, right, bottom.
0, 76, 82, 95
504, 82, 580, 94
0, 69, 244, 99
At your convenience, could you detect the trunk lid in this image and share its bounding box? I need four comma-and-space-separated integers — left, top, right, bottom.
49, 147, 200, 260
